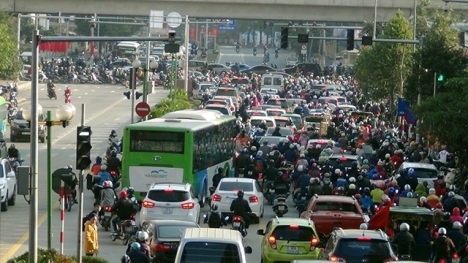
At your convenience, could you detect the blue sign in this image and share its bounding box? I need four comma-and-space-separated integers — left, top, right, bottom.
190, 49, 197, 55
397, 98, 410, 117
219, 20, 236, 31
191, 44, 197, 50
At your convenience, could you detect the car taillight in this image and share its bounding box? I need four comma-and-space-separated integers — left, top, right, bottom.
212, 194, 222, 202
154, 243, 170, 252
268, 235, 277, 249
310, 237, 319, 251
129, 214, 136, 220
453, 253, 459, 259
104, 206, 112, 212
142, 201, 155, 208
233, 216, 242, 222
439, 260, 447, 263
329, 255, 346, 262
249, 195, 259, 203
110, 171, 116, 176
181, 202, 195, 209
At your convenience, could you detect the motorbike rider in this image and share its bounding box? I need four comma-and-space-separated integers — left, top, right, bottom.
393, 223, 415, 259
111, 191, 138, 235
126, 231, 151, 258
236, 42, 240, 50
235, 148, 250, 177
230, 190, 252, 229
253, 46, 257, 54
64, 86, 72, 99
244, 159, 259, 180
100, 180, 116, 216
212, 167, 224, 189
7, 144, 20, 159
126, 242, 151, 263
94, 164, 111, 200
108, 130, 121, 153
447, 222, 467, 252
47, 79, 55, 90
107, 151, 122, 174
432, 227, 456, 263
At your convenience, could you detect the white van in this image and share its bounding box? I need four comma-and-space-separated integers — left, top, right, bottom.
261, 74, 285, 91
174, 228, 252, 263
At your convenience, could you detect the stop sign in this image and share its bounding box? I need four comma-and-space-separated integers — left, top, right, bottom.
200, 52, 207, 58
135, 102, 151, 117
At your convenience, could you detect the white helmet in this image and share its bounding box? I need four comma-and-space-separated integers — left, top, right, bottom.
297, 165, 304, 172
359, 223, 368, 230
100, 164, 108, 171
335, 169, 341, 175
419, 196, 427, 203
349, 177, 356, 183
453, 222, 463, 230
400, 223, 410, 231
103, 180, 113, 188
438, 227, 447, 235
136, 231, 149, 242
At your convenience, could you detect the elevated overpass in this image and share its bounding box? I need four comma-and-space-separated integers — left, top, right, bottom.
1, 0, 468, 23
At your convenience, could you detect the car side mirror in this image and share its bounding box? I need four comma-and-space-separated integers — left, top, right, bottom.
244, 246, 252, 254
257, 229, 265, 235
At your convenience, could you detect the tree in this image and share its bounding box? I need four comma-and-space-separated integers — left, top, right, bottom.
74, 17, 143, 37
360, 21, 384, 38
414, 77, 468, 167
403, 0, 467, 103
353, 10, 413, 113
0, 9, 21, 80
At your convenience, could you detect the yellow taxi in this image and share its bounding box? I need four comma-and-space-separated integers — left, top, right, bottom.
257, 217, 320, 263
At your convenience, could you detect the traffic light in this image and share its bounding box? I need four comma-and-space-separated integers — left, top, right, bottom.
297, 34, 308, 44
437, 73, 445, 82
135, 92, 143, 100
123, 91, 131, 100
347, 29, 355, 51
281, 27, 289, 49
76, 126, 92, 170
362, 36, 373, 46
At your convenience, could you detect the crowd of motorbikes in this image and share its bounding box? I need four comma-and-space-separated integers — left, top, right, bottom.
0, 82, 20, 125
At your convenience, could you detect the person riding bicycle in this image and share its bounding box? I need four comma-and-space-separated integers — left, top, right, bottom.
230, 190, 252, 229
393, 222, 415, 259
111, 191, 138, 235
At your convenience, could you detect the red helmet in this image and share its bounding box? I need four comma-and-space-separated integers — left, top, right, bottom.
436, 203, 443, 209
119, 191, 128, 199
453, 207, 460, 215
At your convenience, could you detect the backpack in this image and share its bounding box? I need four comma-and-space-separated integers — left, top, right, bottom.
322, 182, 333, 195
255, 159, 264, 173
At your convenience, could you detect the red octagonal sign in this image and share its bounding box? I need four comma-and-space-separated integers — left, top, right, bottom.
135, 102, 151, 117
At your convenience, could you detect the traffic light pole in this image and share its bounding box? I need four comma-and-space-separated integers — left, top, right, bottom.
131, 68, 136, 124
76, 104, 86, 263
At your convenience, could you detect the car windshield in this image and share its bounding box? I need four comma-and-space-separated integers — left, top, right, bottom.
181, 242, 240, 263
259, 137, 282, 147
215, 89, 237, 97
410, 168, 438, 179
329, 157, 356, 168
336, 239, 391, 260
313, 201, 358, 213
251, 119, 274, 128
205, 107, 229, 115
275, 120, 289, 127
200, 85, 214, 91
272, 225, 314, 242
218, 181, 253, 192
266, 100, 288, 108
158, 225, 197, 238
147, 190, 190, 202
266, 128, 293, 136
267, 111, 283, 117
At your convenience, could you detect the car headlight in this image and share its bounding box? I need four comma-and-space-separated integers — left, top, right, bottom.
0, 184, 5, 190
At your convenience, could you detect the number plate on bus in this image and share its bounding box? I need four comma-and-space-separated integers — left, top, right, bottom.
23, 132, 31, 135
288, 246, 299, 254
105, 212, 111, 216
163, 207, 173, 214
233, 222, 240, 227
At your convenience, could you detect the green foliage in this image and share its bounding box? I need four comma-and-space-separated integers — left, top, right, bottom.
354, 10, 413, 105
414, 77, 468, 165
404, 1, 467, 103
0, 9, 22, 79
360, 21, 384, 38
74, 17, 143, 37
7, 248, 109, 263
150, 89, 192, 118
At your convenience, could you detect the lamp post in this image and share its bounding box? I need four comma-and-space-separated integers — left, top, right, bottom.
141, 59, 159, 120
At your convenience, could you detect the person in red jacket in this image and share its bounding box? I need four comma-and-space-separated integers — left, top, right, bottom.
390, 150, 404, 170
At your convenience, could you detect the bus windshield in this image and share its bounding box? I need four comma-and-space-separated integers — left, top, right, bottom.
117, 42, 140, 59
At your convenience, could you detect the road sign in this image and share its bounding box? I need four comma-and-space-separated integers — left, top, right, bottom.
301, 49, 307, 54
301, 45, 307, 50
166, 12, 182, 28
218, 20, 236, 31
135, 102, 151, 117
150, 10, 164, 28
191, 43, 198, 50
200, 52, 207, 58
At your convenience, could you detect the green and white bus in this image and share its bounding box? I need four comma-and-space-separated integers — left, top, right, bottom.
117, 41, 140, 59
121, 110, 237, 202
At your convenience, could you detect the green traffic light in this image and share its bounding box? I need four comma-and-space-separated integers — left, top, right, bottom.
437, 74, 444, 82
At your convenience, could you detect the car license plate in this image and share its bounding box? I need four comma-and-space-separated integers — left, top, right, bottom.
163, 207, 173, 214
233, 222, 240, 227
453, 259, 460, 263
23, 132, 31, 135
288, 246, 299, 254
105, 212, 111, 216
278, 205, 285, 211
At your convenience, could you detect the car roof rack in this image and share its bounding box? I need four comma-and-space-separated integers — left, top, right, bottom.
334, 227, 345, 236
376, 229, 386, 238
314, 194, 319, 199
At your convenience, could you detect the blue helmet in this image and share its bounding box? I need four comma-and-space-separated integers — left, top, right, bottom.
388, 187, 395, 194
408, 168, 415, 177
131, 242, 141, 251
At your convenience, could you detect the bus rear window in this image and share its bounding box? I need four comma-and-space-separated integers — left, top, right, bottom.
129, 130, 185, 153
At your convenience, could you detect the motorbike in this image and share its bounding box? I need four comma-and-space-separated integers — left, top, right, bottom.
64, 93, 72, 103
253, 51, 257, 57
272, 194, 288, 217
111, 214, 138, 245
275, 53, 278, 58
8, 107, 17, 124
47, 88, 57, 99
236, 47, 240, 53
229, 215, 247, 237
295, 195, 309, 216
203, 205, 225, 228
207, 186, 216, 206
9, 92, 17, 107
263, 181, 275, 205
100, 206, 112, 231
63, 189, 76, 212
90, 72, 102, 84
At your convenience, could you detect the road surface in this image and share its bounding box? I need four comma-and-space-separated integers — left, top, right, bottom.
0, 82, 295, 262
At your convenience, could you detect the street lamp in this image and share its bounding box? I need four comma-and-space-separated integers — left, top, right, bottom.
24, 103, 74, 249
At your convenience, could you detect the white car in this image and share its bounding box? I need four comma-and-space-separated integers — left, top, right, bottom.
140, 183, 201, 224
211, 178, 264, 219
194, 83, 217, 100
0, 158, 17, 211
